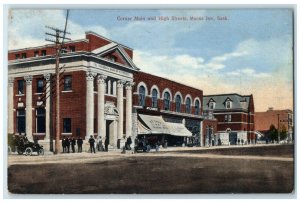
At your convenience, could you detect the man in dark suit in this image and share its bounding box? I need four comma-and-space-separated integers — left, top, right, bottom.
65, 137, 70, 153
77, 136, 83, 153
89, 135, 96, 153
71, 137, 76, 153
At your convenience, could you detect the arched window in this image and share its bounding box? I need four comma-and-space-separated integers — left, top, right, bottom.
36, 108, 45, 133
195, 100, 200, 115
175, 95, 181, 112
152, 89, 158, 108
186, 98, 191, 114
139, 86, 146, 106
164, 92, 170, 110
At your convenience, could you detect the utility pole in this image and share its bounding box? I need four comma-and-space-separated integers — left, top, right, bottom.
45, 10, 70, 154
277, 113, 280, 144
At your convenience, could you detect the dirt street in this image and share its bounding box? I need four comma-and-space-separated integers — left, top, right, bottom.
7, 144, 294, 194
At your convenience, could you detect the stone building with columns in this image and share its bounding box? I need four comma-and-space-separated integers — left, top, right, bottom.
8, 31, 138, 151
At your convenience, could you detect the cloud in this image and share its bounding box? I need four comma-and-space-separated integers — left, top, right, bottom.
226, 68, 271, 78
8, 9, 109, 50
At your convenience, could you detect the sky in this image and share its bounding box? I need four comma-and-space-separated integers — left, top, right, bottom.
7, 8, 294, 112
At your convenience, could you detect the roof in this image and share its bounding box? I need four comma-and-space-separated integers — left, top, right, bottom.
203, 93, 251, 111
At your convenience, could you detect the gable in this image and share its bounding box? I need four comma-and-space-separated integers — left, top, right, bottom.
92, 43, 139, 70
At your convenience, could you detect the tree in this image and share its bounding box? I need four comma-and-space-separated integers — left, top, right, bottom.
280, 124, 288, 141
267, 124, 278, 142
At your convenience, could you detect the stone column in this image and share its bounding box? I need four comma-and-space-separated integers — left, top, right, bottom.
97, 74, 107, 141
86, 71, 95, 140
25, 75, 33, 140
44, 74, 51, 142
125, 81, 134, 140
113, 81, 117, 95
8, 77, 14, 134
117, 80, 125, 141
107, 80, 111, 95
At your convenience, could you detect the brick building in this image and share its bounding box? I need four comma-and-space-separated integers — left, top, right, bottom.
8, 31, 138, 151
132, 71, 204, 147
255, 108, 293, 142
7, 31, 205, 151
203, 94, 255, 145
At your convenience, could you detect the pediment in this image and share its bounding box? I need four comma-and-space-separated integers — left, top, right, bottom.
92, 43, 138, 70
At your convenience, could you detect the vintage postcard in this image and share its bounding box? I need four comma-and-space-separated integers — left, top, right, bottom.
5, 7, 294, 196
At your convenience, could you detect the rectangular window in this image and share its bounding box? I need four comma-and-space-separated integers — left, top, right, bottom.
36, 108, 45, 133
228, 114, 232, 122
36, 79, 44, 93
34, 51, 39, 57
41, 50, 47, 56
63, 75, 72, 91
63, 118, 72, 133
69, 46, 75, 52
15, 54, 20, 59
17, 80, 24, 95
225, 115, 228, 122
21, 53, 27, 59
17, 109, 26, 133
209, 102, 214, 110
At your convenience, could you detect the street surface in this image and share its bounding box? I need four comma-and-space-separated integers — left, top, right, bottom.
7, 144, 294, 194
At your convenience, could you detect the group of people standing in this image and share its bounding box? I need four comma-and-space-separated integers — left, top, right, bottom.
62, 136, 83, 153
88, 135, 109, 153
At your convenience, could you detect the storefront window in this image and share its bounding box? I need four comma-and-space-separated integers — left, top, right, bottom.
36, 108, 45, 133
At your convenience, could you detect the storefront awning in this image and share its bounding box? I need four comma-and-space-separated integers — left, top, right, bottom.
165, 122, 192, 137
138, 114, 192, 137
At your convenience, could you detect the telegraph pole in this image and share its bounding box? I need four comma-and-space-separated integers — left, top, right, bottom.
45, 10, 70, 154
277, 113, 280, 144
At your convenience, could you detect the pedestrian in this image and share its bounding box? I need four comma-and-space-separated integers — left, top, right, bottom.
65, 137, 70, 153
98, 136, 104, 151
89, 135, 96, 153
71, 137, 76, 153
126, 137, 132, 150
77, 136, 83, 153
104, 137, 109, 152
62, 136, 66, 153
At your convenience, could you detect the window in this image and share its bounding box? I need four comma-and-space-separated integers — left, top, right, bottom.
209, 102, 215, 110
17, 109, 26, 133
139, 86, 146, 106
175, 95, 181, 112
195, 100, 200, 115
15, 54, 20, 59
34, 51, 39, 57
152, 89, 158, 108
63, 76, 72, 91
63, 118, 72, 133
41, 50, 47, 56
164, 92, 171, 110
228, 114, 232, 122
225, 114, 232, 122
21, 53, 27, 59
226, 101, 232, 109
36, 108, 45, 133
36, 79, 44, 93
17, 80, 24, 95
69, 46, 75, 52
186, 98, 191, 114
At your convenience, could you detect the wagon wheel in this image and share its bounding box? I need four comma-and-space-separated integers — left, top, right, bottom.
38, 149, 44, 156
25, 147, 33, 156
